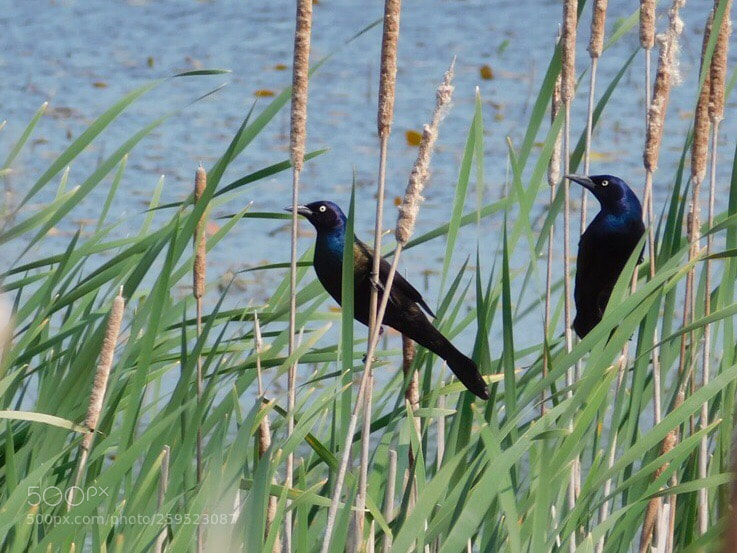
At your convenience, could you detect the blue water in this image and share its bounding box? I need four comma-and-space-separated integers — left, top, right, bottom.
2, 0, 735, 356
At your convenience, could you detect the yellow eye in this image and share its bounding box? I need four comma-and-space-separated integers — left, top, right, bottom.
601, 180, 609, 187
319, 205, 327, 212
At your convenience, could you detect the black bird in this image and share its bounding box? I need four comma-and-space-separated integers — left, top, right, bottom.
289, 200, 489, 400
566, 174, 645, 338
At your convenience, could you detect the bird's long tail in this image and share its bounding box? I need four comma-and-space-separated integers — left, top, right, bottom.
401, 319, 489, 400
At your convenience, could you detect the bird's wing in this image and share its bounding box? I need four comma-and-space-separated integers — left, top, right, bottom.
379, 256, 436, 318
355, 239, 436, 318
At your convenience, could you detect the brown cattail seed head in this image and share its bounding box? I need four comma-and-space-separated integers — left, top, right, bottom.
82, 289, 125, 450
193, 165, 207, 299
548, 68, 563, 187
588, 0, 608, 58
709, 0, 732, 123
640, 0, 656, 49
644, 0, 685, 173
378, 0, 402, 138
561, 0, 577, 103
692, 15, 714, 184
395, 61, 454, 245
290, 0, 313, 172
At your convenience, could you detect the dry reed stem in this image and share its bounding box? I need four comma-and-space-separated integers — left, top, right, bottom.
543, 40, 562, 417
640, 0, 656, 49
253, 313, 281, 551
321, 63, 453, 553
588, 0, 608, 58
356, 373, 375, 549
595, 357, 628, 553
396, 59, 454, 244
377, 0, 401, 138
287, 2, 313, 550
70, 288, 125, 504
381, 449, 398, 553
709, 0, 732, 124
154, 445, 170, 553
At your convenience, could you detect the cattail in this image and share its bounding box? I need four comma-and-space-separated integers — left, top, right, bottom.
692, 18, 714, 186
193, 165, 207, 300
588, 0, 608, 58
70, 288, 125, 504
644, 0, 685, 173
640, 0, 656, 49
561, 0, 577, 103
548, 70, 563, 187
82, 288, 125, 451
709, 0, 732, 123
287, 3, 313, 550
377, 0, 401, 138
395, 60, 454, 244
290, 0, 313, 171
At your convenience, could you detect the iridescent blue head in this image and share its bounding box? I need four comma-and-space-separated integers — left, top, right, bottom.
566, 174, 642, 216
286, 200, 346, 233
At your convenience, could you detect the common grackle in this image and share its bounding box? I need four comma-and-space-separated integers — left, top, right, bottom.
566, 174, 645, 338
288, 200, 489, 400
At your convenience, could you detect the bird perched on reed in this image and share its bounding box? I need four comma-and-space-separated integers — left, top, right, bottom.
288, 200, 489, 399
566, 175, 645, 338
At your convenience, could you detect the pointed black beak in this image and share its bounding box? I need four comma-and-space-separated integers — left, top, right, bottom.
284, 205, 313, 217
565, 174, 596, 191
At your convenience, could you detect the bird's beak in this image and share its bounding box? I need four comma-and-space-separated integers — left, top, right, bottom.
565, 174, 596, 191
284, 205, 313, 217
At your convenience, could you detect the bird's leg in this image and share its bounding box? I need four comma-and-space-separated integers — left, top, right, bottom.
362, 327, 383, 363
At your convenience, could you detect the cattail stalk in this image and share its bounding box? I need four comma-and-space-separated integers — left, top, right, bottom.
561, 0, 579, 541
689, 6, 715, 534
582, 0, 607, 231
543, 35, 562, 417
287, 1, 312, 550
358, 1, 402, 543
154, 446, 170, 553
702, 0, 731, 535
639, 1, 685, 545
321, 62, 453, 553
193, 164, 207, 553
193, 165, 207, 486
70, 288, 125, 506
